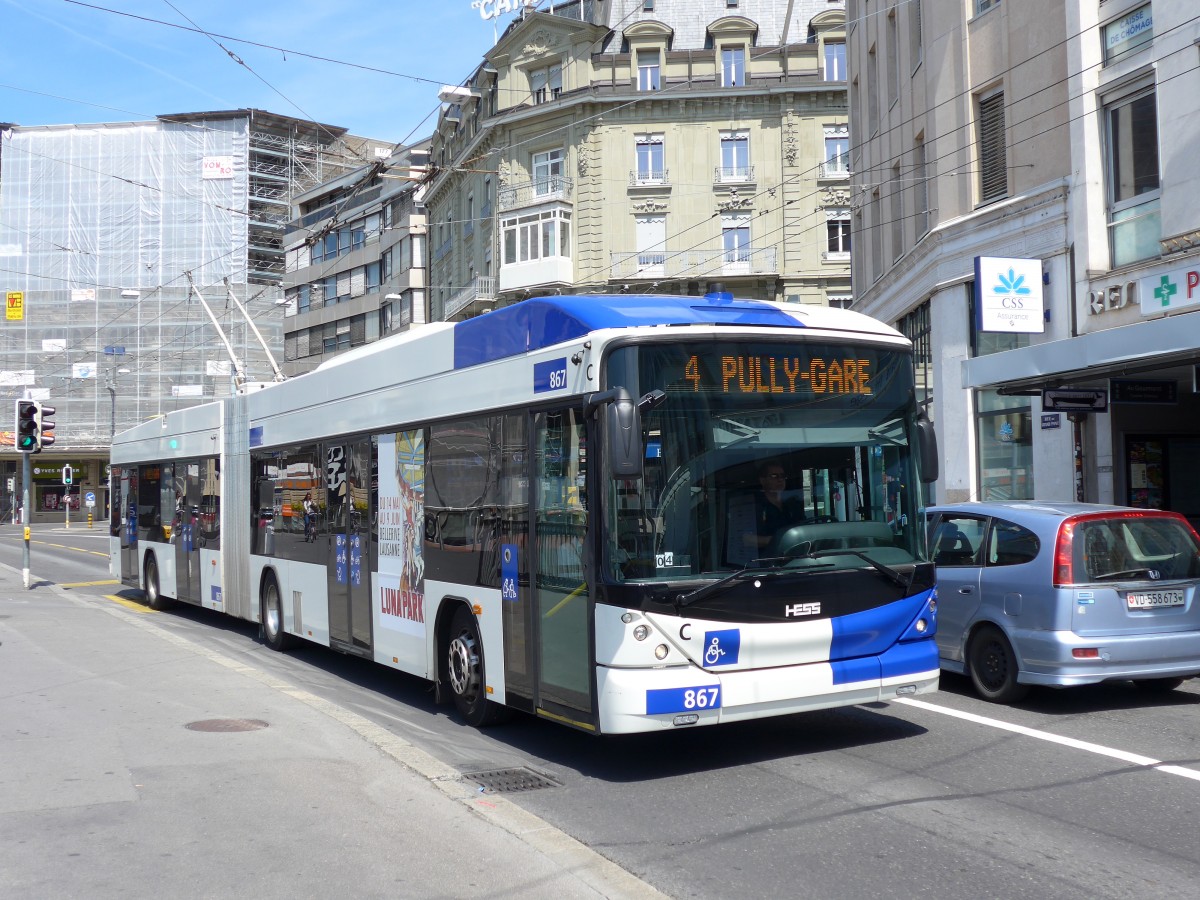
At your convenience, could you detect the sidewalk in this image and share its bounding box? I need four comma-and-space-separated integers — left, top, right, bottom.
0, 566, 664, 899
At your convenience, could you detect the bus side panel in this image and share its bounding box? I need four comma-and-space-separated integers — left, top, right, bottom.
199, 548, 223, 610
417, 579, 506, 704
144, 540, 177, 599
251, 556, 331, 647
372, 569, 432, 680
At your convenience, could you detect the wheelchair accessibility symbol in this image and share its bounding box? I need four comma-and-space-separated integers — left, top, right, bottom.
702, 629, 740, 667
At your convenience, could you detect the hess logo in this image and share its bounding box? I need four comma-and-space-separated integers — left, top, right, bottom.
785, 602, 821, 617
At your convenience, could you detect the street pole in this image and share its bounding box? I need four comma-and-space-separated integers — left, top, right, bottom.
22, 451, 30, 589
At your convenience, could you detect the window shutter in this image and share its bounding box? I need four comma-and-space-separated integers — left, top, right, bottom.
978, 92, 1007, 203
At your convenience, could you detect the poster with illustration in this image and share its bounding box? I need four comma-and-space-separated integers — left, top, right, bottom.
375, 432, 427, 669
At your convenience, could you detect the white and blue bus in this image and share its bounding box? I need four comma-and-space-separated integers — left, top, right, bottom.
111, 291, 940, 734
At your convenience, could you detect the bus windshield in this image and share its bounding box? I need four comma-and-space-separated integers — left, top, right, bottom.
603, 339, 928, 583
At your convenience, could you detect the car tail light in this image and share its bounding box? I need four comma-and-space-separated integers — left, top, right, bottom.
1053, 521, 1075, 586
1073, 648, 1100, 659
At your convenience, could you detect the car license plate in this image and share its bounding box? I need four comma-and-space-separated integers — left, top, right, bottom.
1126, 589, 1185, 610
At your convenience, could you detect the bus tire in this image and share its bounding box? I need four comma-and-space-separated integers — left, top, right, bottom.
968, 625, 1029, 704
143, 553, 171, 611
261, 572, 294, 651
447, 605, 504, 727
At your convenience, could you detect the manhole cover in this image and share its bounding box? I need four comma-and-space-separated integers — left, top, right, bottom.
185, 718, 269, 733
462, 767, 562, 794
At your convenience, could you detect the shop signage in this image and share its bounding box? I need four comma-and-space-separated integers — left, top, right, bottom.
974, 257, 1045, 333
1042, 388, 1108, 412
1110, 379, 1177, 404
471, 0, 535, 20
1140, 264, 1200, 316
1104, 5, 1152, 62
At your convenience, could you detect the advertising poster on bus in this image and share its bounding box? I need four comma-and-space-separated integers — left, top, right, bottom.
376, 432, 427, 660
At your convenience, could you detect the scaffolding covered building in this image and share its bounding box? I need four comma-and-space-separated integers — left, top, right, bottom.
0, 109, 390, 516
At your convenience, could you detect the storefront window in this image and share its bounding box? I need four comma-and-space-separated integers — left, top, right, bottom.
976, 390, 1033, 501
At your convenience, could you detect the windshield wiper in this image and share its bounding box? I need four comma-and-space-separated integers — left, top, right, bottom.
801, 548, 914, 590
1092, 568, 1158, 582
675, 560, 834, 608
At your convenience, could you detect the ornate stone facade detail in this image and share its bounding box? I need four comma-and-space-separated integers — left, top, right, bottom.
498, 159, 512, 186
782, 115, 799, 167
820, 188, 850, 208
717, 190, 753, 212
632, 199, 668, 213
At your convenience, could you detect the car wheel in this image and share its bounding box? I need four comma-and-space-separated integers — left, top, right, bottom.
261, 573, 294, 651
446, 606, 505, 727
1133, 677, 1185, 693
143, 553, 170, 611
968, 625, 1029, 704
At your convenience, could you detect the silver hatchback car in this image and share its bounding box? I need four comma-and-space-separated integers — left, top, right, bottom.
927, 501, 1200, 703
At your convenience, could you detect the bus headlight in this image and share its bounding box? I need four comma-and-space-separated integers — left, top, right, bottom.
633, 624, 649, 641
654, 644, 669, 660
915, 618, 928, 633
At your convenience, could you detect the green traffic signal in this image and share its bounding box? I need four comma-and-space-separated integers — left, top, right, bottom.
15, 400, 38, 453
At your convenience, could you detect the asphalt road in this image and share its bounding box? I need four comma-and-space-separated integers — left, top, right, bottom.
5, 526, 1200, 899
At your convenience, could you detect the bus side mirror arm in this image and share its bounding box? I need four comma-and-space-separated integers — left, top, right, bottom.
917, 413, 938, 483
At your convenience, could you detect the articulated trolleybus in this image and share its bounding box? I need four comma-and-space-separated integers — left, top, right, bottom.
111, 291, 940, 734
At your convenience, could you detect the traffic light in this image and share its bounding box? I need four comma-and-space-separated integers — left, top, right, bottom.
15, 400, 37, 453
36, 403, 55, 451
13, 400, 54, 453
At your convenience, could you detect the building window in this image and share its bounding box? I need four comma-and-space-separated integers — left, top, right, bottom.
910, 0, 924, 71
976, 391, 1033, 501
870, 190, 883, 282
891, 163, 904, 261
501, 209, 572, 266
635, 133, 665, 183
721, 47, 745, 87
824, 41, 846, 81
718, 130, 750, 181
913, 137, 929, 236
530, 62, 562, 104
826, 217, 851, 257
867, 44, 879, 135
823, 127, 849, 176
637, 49, 661, 90
887, 9, 899, 107
635, 214, 667, 273
642, 0, 653, 9
977, 91, 1008, 204
721, 213, 751, 269
977, 0, 1000, 14
532, 147, 566, 195
1104, 4, 1152, 64
897, 302, 932, 416
1107, 84, 1160, 267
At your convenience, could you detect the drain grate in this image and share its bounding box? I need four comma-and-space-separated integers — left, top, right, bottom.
185, 718, 269, 733
461, 766, 562, 794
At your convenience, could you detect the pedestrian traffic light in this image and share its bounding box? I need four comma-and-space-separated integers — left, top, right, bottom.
36, 403, 55, 451
14, 399, 38, 453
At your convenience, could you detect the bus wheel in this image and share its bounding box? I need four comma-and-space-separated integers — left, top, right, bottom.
968, 625, 1029, 704
447, 606, 503, 727
261, 573, 293, 651
143, 554, 170, 611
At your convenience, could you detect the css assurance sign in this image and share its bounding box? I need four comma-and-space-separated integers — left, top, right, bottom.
974, 256, 1045, 333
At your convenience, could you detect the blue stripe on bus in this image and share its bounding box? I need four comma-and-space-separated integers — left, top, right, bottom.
828, 589, 935, 660
879, 639, 939, 680
831, 656, 881, 686
452, 294, 804, 369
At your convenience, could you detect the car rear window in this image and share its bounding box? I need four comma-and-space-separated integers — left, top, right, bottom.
1073, 516, 1200, 582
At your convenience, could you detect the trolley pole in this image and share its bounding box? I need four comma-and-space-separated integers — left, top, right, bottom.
22, 452, 30, 589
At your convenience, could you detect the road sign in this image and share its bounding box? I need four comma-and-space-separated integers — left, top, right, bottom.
103, 346, 126, 355
1041, 388, 1108, 413
85, 491, 96, 508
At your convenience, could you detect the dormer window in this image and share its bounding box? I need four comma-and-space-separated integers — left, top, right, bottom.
637, 49, 661, 90
530, 62, 562, 104
721, 46, 745, 86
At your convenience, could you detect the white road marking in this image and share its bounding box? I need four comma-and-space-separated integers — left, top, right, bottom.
895, 697, 1200, 782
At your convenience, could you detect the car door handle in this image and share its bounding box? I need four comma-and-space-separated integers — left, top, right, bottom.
958, 586, 974, 594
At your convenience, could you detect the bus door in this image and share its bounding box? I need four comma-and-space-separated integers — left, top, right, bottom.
532, 408, 594, 724
173, 462, 202, 603
116, 468, 138, 585
324, 437, 373, 655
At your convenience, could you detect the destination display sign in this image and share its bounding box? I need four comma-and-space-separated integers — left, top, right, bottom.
683, 354, 873, 396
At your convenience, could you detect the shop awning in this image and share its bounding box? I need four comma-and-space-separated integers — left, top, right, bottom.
962, 311, 1200, 392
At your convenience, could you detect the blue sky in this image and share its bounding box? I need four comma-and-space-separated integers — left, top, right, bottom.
1, 0, 512, 145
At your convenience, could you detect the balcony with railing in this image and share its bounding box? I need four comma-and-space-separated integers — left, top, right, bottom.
629, 169, 670, 187
443, 275, 496, 320
819, 158, 850, 179
610, 247, 777, 280
498, 175, 573, 212
714, 165, 755, 184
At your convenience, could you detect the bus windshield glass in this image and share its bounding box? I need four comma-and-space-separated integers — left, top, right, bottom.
603, 339, 927, 583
